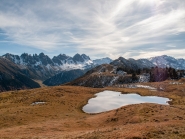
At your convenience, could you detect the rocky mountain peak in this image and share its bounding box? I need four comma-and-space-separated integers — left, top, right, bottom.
56, 54, 69, 60
148, 55, 185, 69
81, 54, 90, 60
73, 53, 87, 63
21, 53, 29, 57
52, 54, 70, 65
39, 52, 48, 57
119, 57, 127, 61
38, 53, 53, 66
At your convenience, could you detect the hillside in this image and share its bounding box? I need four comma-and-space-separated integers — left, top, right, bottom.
43, 69, 86, 86
68, 62, 183, 88
69, 64, 135, 88
0, 58, 40, 92
0, 80, 185, 138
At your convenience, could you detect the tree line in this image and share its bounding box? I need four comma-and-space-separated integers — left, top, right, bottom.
117, 66, 185, 82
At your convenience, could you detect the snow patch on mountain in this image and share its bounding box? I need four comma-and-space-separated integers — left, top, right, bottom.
148, 55, 185, 70
1, 53, 113, 81
93, 57, 112, 65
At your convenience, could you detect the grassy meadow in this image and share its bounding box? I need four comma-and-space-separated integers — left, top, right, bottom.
0, 80, 185, 138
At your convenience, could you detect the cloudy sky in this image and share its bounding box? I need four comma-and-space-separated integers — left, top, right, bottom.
0, 0, 185, 59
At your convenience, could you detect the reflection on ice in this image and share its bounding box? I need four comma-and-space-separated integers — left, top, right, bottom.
83, 90, 170, 113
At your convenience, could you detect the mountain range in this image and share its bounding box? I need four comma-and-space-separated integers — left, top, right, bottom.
2, 53, 112, 81
0, 53, 112, 91
0, 53, 185, 91
111, 55, 185, 70
65, 55, 185, 88
149, 55, 185, 69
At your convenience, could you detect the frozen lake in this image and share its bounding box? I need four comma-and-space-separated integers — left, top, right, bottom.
83, 90, 170, 113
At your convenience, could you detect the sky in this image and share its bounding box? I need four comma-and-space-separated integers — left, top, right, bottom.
0, 0, 185, 60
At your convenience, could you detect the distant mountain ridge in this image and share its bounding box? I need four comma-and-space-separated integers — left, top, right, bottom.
111, 57, 155, 70
2, 53, 112, 80
93, 57, 112, 65
2, 53, 93, 70
111, 55, 185, 70
148, 55, 185, 70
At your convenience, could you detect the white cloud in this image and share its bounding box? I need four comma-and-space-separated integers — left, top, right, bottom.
0, 0, 185, 59
129, 49, 185, 59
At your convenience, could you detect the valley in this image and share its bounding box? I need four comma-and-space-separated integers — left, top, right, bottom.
1, 53, 185, 138
1, 0, 185, 138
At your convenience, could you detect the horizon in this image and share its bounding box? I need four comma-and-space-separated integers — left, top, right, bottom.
1, 52, 185, 61
0, 0, 185, 59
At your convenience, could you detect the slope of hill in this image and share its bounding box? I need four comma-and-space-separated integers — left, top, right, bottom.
68, 57, 184, 88
0, 58, 40, 92
68, 57, 156, 88
69, 64, 135, 88
43, 69, 86, 86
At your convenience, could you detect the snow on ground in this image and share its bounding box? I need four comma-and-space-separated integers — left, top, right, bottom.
124, 84, 156, 90
109, 76, 119, 86
169, 82, 183, 85
31, 102, 46, 105
59, 63, 83, 70
135, 85, 156, 90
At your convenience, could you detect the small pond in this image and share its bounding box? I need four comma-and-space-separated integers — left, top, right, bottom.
83, 90, 170, 113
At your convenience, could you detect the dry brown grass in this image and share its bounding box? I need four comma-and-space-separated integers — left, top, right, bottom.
0, 80, 185, 139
